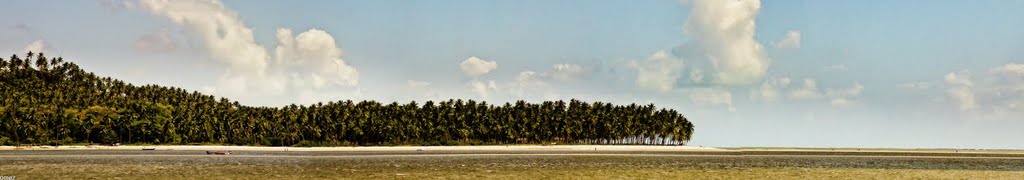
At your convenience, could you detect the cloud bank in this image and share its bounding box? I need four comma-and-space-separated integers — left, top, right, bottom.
622, 0, 770, 112
632, 50, 684, 92
137, 0, 359, 105
684, 0, 768, 86
460, 56, 498, 77
751, 76, 864, 107
944, 63, 1024, 117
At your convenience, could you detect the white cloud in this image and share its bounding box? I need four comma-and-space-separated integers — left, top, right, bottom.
752, 76, 864, 107
460, 56, 498, 77
685, 0, 768, 85
22, 40, 46, 53
402, 80, 446, 101
944, 70, 973, 86
134, 29, 177, 53
624, 0, 766, 95
515, 71, 540, 86
688, 88, 736, 112
550, 63, 585, 81
789, 78, 823, 100
826, 82, 864, 106
991, 63, 1024, 78
214, 72, 287, 98
509, 71, 548, 97
944, 71, 977, 111
942, 63, 1024, 116
826, 82, 864, 98
274, 28, 359, 87
140, 0, 269, 74
471, 80, 498, 99
503, 63, 586, 101
991, 64, 1024, 111
632, 50, 684, 92
750, 76, 791, 102
137, 0, 360, 105
773, 30, 801, 49
946, 84, 977, 111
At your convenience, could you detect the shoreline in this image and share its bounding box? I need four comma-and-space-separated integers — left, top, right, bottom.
0, 145, 725, 152
4, 145, 1023, 155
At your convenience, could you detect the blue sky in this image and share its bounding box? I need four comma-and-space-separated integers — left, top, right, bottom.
2, 0, 1023, 148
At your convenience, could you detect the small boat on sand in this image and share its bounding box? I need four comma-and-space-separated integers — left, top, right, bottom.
206, 151, 232, 155
142, 148, 156, 151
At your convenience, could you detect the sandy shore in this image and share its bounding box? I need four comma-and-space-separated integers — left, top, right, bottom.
0, 145, 725, 152
4, 146, 1023, 179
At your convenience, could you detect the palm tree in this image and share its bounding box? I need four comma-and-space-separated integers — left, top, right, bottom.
0, 52, 695, 146
35, 52, 48, 71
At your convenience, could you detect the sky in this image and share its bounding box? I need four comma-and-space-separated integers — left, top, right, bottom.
2, 0, 1023, 149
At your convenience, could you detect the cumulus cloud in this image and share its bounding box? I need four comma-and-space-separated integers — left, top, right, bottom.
624, 0, 767, 101
632, 50, 685, 92
789, 78, 823, 100
460, 56, 498, 77
509, 71, 545, 97
401, 80, 446, 101
826, 83, 864, 106
137, 0, 359, 105
22, 40, 46, 53
684, 0, 768, 85
515, 71, 541, 85
274, 28, 359, 87
510, 70, 566, 100
942, 64, 1024, 116
750, 76, 791, 102
503, 63, 587, 101
134, 29, 177, 53
944, 71, 973, 86
944, 71, 977, 111
992, 64, 1024, 112
751, 76, 864, 107
550, 64, 585, 81
992, 63, 1024, 78
471, 80, 498, 99
139, 0, 269, 73
688, 88, 736, 112
772, 30, 801, 49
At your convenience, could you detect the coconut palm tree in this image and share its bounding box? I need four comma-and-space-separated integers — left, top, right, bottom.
0, 53, 694, 146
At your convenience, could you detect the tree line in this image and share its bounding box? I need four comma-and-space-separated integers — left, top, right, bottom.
0, 52, 694, 146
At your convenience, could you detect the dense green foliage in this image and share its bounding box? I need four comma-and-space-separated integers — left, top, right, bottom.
0, 52, 693, 146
